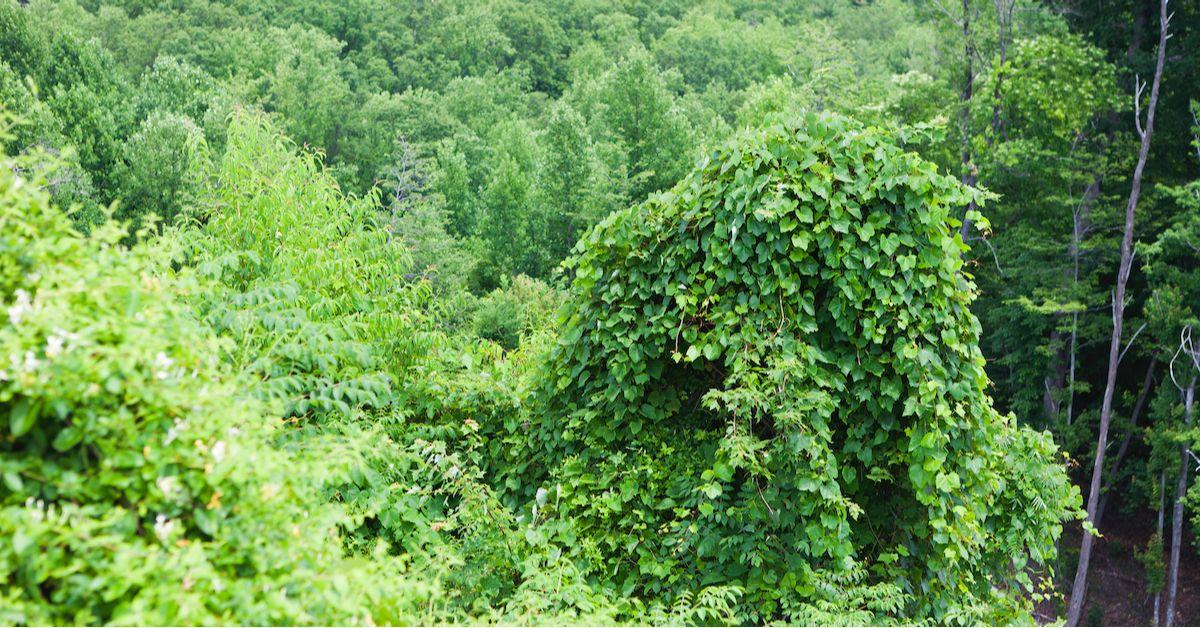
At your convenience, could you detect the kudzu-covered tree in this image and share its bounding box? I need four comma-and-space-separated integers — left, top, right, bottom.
510, 114, 1080, 623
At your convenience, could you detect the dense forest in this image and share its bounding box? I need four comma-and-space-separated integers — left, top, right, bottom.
0, 0, 1198, 624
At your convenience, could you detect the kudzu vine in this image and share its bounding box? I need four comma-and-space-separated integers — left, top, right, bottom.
508, 113, 1081, 623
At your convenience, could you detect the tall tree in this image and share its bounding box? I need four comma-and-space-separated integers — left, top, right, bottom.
1164, 327, 1196, 626
1146, 110, 1200, 624
1066, 1, 1172, 623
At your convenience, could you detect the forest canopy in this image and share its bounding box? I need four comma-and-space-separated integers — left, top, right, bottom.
0, 0, 1198, 625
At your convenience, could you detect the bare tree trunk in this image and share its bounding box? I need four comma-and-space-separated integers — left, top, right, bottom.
1165, 378, 1193, 627
1096, 355, 1158, 526
1154, 470, 1166, 626
1066, 2, 1171, 624
1165, 381, 1194, 626
958, 0, 978, 242
1066, 172, 1103, 426
987, 0, 1015, 146
1047, 134, 1106, 429
1045, 329, 1069, 419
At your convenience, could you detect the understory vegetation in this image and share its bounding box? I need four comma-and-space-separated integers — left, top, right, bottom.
1, 0, 1198, 625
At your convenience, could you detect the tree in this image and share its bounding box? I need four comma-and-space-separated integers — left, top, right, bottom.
266, 26, 353, 162
133, 55, 217, 122
1144, 130, 1200, 625
576, 46, 695, 201
116, 110, 209, 229
0, 116, 430, 625
476, 119, 541, 287
969, 33, 1122, 428
651, 8, 786, 92
1066, 1, 1172, 623
535, 101, 607, 264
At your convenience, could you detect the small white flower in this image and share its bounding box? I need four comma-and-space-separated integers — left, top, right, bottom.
21, 351, 39, 372
156, 476, 179, 498
153, 514, 176, 541
43, 328, 78, 360
45, 334, 65, 359
153, 352, 174, 380
26, 497, 45, 523
211, 440, 226, 462
7, 289, 32, 325
213, 578, 224, 592
448, 465, 460, 479
535, 487, 548, 507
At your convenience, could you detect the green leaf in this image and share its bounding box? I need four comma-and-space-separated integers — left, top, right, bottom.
52, 426, 83, 452
9, 398, 36, 437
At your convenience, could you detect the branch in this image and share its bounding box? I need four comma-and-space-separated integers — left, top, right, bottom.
1134, 76, 1147, 140
1118, 322, 1147, 366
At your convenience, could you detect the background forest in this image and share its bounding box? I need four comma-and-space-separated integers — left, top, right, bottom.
1, 0, 1199, 625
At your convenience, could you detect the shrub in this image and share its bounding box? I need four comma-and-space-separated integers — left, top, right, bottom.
0, 117, 431, 625
473, 275, 560, 351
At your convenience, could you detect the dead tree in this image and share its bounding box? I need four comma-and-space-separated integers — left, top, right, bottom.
1066, 0, 1172, 623
1164, 326, 1197, 626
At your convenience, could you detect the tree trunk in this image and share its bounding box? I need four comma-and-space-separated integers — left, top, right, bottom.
1066, 172, 1103, 426
1096, 355, 1158, 526
1046, 153, 1105, 429
1044, 329, 1069, 420
1165, 378, 1194, 627
987, 0, 1014, 146
1154, 470, 1166, 626
1066, 1, 1170, 623
957, 0, 977, 242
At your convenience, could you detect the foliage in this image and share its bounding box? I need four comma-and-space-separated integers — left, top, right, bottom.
116, 110, 209, 230
508, 113, 1080, 623
3, 0, 1200, 623
473, 275, 560, 351
1137, 533, 1167, 595
0, 122, 431, 625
